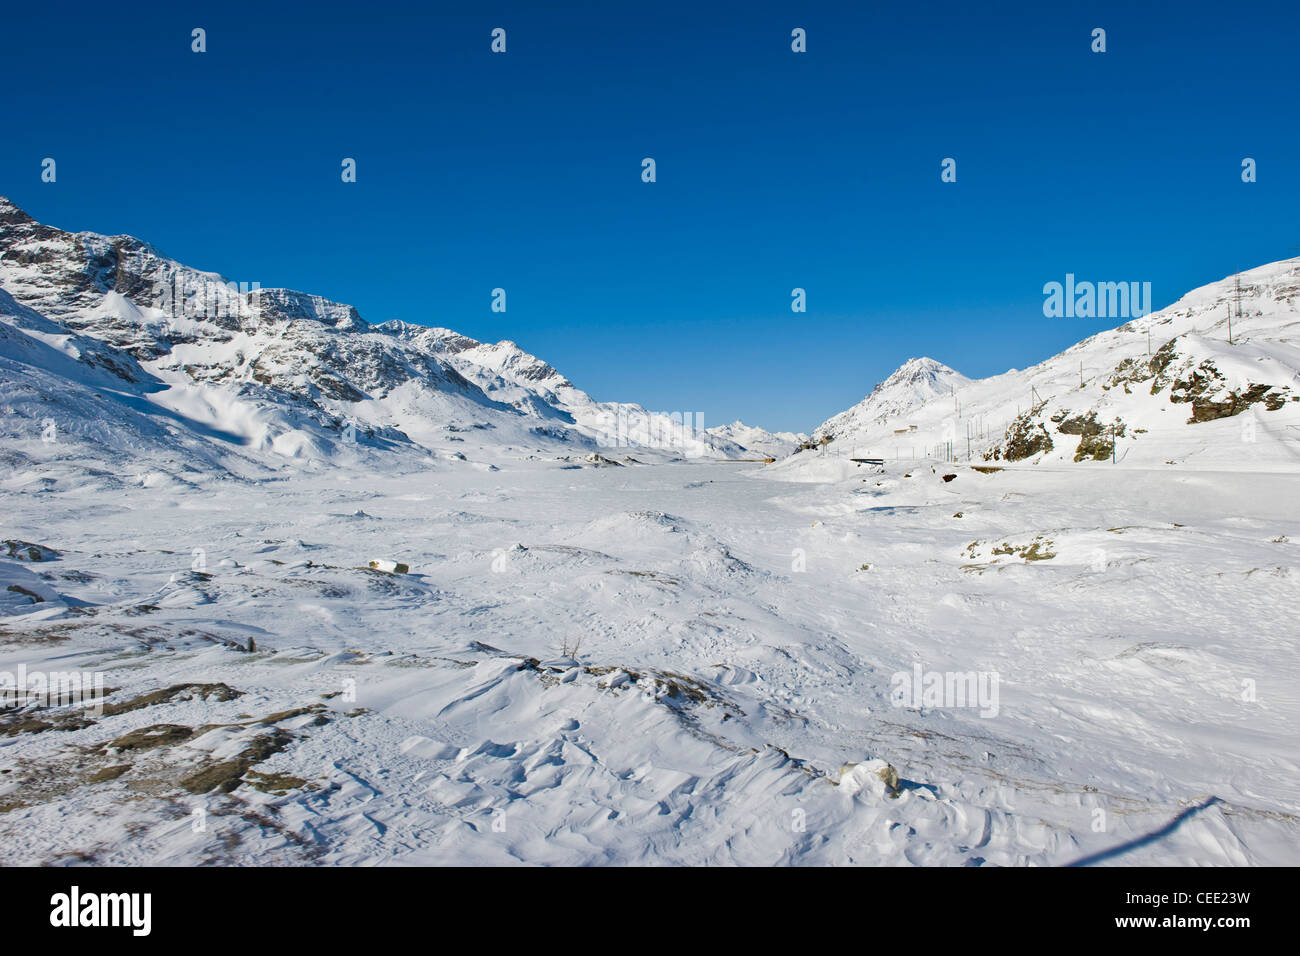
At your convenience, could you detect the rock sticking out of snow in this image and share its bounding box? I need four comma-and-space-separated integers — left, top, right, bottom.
838, 759, 901, 798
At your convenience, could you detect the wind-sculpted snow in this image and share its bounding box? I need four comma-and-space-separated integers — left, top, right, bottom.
1, 459, 1297, 864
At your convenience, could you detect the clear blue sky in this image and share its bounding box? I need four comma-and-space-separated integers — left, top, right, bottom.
4, 0, 1297, 433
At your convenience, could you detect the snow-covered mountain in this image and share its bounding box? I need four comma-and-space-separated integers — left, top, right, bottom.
394, 328, 782, 459
8, 195, 1297, 478
0, 197, 780, 473
704, 421, 807, 459
814, 357, 971, 443
806, 263, 1300, 469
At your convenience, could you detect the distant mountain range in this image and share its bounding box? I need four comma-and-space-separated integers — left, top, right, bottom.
4, 195, 1297, 479
0, 197, 803, 478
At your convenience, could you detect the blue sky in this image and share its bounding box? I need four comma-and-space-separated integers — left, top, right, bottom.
4, 0, 1297, 432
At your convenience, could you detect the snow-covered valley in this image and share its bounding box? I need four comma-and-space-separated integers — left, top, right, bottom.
3, 455, 1298, 865
2, 197, 1298, 866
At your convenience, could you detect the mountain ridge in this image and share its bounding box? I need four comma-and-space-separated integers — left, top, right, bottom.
804, 260, 1300, 468
0, 197, 800, 475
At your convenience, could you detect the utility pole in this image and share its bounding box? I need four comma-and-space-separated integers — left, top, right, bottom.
1112, 423, 1116, 464
1235, 271, 1243, 339
1227, 304, 1233, 346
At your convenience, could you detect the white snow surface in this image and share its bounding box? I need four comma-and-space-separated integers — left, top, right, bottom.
2, 457, 1297, 865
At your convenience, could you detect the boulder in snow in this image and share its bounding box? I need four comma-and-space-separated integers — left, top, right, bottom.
837, 758, 900, 798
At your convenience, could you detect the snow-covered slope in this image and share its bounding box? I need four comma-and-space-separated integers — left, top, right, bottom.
0, 197, 779, 473
806, 263, 1300, 470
